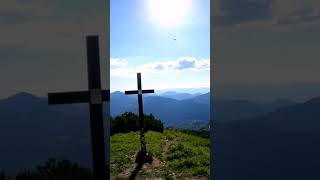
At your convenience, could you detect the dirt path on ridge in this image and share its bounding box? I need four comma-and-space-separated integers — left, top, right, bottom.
162, 139, 173, 162
115, 136, 208, 180
116, 138, 172, 179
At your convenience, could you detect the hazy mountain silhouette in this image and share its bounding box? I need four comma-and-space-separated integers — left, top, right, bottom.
213, 98, 296, 122
190, 92, 210, 104
110, 91, 209, 127
0, 93, 93, 175
155, 87, 210, 94
0, 91, 302, 175
0, 92, 211, 174
214, 96, 320, 180
158, 91, 202, 100
235, 96, 320, 134
216, 82, 320, 102
110, 91, 297, 126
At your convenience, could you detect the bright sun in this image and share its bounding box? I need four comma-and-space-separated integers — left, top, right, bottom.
147, 0, 192, 28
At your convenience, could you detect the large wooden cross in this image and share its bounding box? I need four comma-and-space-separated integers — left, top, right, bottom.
48, 36, 109, 180
125, 73, 154, 153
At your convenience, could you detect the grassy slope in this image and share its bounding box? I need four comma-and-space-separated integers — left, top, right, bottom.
110, 130, 210, 179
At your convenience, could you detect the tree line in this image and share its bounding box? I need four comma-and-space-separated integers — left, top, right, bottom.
166, 127, 210, 138
0, 159, 93, 180
110, 112, 164, 135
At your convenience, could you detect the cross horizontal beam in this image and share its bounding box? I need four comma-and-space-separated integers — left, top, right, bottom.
48, 90, 109, 105
125, 89, 155, 95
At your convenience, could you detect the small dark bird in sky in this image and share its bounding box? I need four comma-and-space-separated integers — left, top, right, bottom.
173, 38, 177, 41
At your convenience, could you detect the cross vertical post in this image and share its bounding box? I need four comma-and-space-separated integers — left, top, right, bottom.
137, 73, 146, 152
125, 72, 154, 157
48, 36, 109, 180
87, 36, 108, 180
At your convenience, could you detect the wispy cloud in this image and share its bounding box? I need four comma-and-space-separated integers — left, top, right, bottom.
111, 58, 128, 69
110, 57, 210, 78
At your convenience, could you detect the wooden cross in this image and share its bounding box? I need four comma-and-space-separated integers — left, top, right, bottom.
48, 36, 109, 180
125, 73, 154, 153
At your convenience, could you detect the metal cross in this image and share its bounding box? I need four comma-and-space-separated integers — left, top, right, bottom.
48, 36, 109, 180
125, 73, 154, 153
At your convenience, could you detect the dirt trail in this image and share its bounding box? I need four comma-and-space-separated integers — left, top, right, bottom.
116, 137, 208, 180
189, 176, 209, 180
162, 139, 172, 160
116, 139, 171, 179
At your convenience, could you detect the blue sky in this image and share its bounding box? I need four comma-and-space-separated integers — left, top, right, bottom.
110, 0, 210, 92
1, 0, 320, 100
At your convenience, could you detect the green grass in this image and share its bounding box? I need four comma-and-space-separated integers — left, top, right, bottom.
110, 129, 210, 179
165, 130, 210, 178
110, 131, 164, 177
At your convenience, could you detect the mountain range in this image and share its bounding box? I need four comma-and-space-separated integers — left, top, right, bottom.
154, 91, 202, 100
214, 96, 320, 180
111, 91, 297, 126
0, 91, 319, 178
215, 82, 320, 103
110, 91, 210, 127
0, 92, 93, 175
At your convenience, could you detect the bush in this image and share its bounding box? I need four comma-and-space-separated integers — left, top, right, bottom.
0, 170, 5, 180
110, 112, 164, 135
178, 129, 210, 138
15, 158, 93, 180
193, 167, 209, 176
167, 143, 195, 161
164, 131, 175, 140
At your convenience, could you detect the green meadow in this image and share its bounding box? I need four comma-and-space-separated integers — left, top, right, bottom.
110, 129, 210, 179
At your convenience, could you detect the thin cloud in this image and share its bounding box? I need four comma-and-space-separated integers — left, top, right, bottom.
110, 57, 210, 78
147, 57, 210, 72
111, 58, 128, 69
174, 58, 196, 70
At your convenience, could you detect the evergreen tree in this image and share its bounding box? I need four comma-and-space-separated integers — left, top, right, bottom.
15, 158, 93, 180
0, 169, 5, 180
110, 112, 164, 135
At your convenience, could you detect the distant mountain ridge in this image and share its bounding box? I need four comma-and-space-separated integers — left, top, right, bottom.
157, 91, 202, 100
213, 97, 296, 122
215, 82, 320, 103
110, 91, 210, 127
214, 96, 320, 180
232, 96, 320, 134
0, 91, 319, 177
0, 92, 92, 175
110, 91, 298, 126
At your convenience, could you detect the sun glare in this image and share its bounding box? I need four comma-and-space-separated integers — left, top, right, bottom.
147, 0, 191, 28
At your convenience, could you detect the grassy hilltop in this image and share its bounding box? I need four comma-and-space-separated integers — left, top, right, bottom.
110, 129, 210, 179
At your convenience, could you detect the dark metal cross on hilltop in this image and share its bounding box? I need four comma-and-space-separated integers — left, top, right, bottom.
48, 36, 109, 180
125, 73, 154, 154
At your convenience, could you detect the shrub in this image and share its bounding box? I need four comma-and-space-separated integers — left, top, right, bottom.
0, 170, 5, 180
110, 112, 164, 135
15, 158, 93, 180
